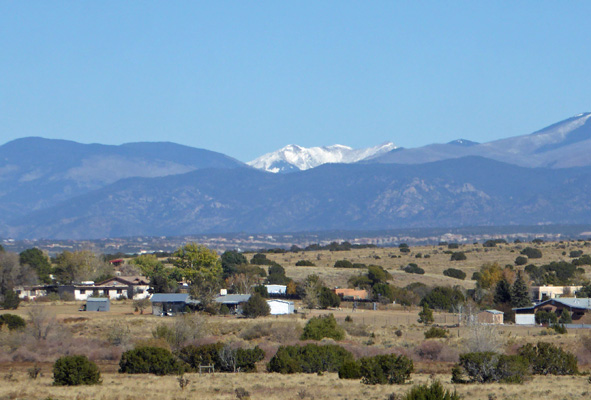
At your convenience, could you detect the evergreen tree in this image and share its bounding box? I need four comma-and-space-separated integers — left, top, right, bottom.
559, 309, 572, 324
511, 272, 531, 308
493, 279, 512, 305
418, 304, 434, 325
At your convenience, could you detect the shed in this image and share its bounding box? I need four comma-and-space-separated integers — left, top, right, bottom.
477, 310, 504, 325
150, 293, 191, 316
267, 299, 295, 315
85, 297, 110, 312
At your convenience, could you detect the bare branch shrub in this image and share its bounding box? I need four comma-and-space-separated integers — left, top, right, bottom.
459, 303, 505, 353
152, 314, 206, 350
27, 305, 56, 340
106, 321, 131, 347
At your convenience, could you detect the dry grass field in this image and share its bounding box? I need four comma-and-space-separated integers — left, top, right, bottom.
2, 240, 591, 399
1, 367, 591, 400
263, 240, 591, 289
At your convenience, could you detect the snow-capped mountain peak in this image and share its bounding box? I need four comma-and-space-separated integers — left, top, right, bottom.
248, 142, 397, 173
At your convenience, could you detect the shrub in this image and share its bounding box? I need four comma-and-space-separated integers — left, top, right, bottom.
359, 354, 413, 385
452, 352, 528, 383
559, 309, 572, 324
515, 256, 528, 266
520, 247, 542, 259
334, 260, 354, 268
535, 310, 558, 325
424, 326, 448, 339
420, 286, 465, 312
177, 343, 222, 371
53, 355, 101, 386
253, 285, 269, 298
1, 290, 20, 310
338, 360, 362, 380
552, 323, 567, 334
295, 260, 315, 266
518, 342, 578, 375
450, 252, 467, 261
403, 380, 460, 400
418, 304, 434, 325
415, 340, 444, 361
443, 268, 466, 280
402, 264, 424, 274
318, 287, 341, 309
569, 250, 584, 258
242, 293, 270, 318
0, 314, 26, 331
301, 314, 345, 341
267, 344, 353, 374
119, 346, 185, 375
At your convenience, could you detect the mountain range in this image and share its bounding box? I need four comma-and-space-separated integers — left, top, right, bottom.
2, 112, 591, 239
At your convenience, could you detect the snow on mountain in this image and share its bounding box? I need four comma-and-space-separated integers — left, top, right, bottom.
247, 142, 397, 173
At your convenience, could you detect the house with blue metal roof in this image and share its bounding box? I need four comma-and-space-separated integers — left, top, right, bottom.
150, 293, 252, 315
513, 297, 591, 325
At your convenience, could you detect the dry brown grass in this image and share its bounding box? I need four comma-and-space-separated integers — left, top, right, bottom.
0, 365, 590, 400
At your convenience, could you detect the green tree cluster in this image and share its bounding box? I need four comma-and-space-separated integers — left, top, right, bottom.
300, 314, 345, 341
53, 355, 101, 386
268, 344, 353, 374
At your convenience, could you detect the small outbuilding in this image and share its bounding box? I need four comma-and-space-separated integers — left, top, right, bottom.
477, 309, 504, 325
83, 297, 110, 312
267, 299, 295, 315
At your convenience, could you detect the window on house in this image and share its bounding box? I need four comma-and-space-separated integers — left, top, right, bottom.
117, 289, 122, 294
80, 289, 86, 294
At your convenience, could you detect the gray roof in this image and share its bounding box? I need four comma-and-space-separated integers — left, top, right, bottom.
150, 293, 190, 303
87, 297, 109, 302
214, 294, 251, 304
482, 309, 504, 315
513, 297, 591, 311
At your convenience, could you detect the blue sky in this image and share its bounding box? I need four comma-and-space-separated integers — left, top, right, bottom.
1, 2, 590, 162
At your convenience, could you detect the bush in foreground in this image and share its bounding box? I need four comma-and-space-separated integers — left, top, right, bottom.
518, 342, 578, 375
424, 326, 448, 339
268, 344, 353, 374
177, 343, 264, 372
452, 351, 529, 384
403, 380, 460, 400
242, 293, 270, 318
119, 346, 185, 375
53, 355, 101, 386
300, 314, 345, 341
443, 268, 466, 280
0, 313, 26, 331
359, 354, 413, 385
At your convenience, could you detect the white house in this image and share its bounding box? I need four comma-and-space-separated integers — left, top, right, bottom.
265, 284, 287, 295
14, 285, 50, 300
267, 299, 294, 315
64, 276, 151, 301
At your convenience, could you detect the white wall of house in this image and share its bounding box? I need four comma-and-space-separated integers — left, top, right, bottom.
74, 285, 150, 301
267, 300, 294, 315
15, 287, 47, 300
515, 314, 536, 325
265, 285, 287, 295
